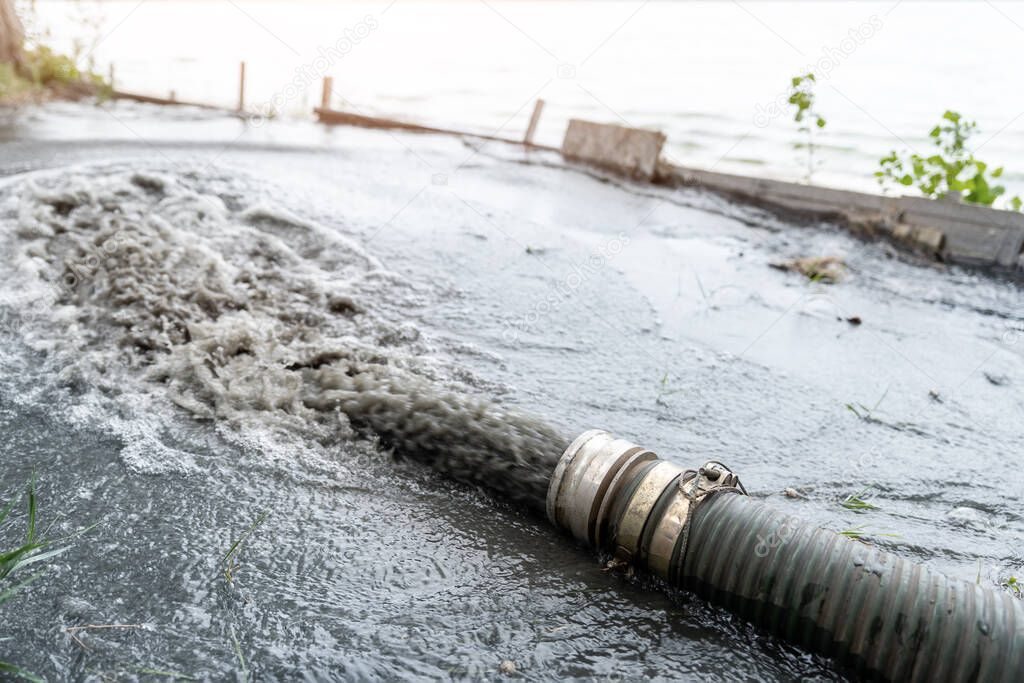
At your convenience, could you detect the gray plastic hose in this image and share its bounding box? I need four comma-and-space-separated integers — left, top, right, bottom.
683, 493, 1024, 681
547, 429, 1024, 681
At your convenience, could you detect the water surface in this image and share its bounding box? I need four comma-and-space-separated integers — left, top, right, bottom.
1, 104, 1022, 680
26, 0, 1024, 199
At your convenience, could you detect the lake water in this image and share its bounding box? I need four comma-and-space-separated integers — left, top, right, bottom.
27, 0, 1024, 200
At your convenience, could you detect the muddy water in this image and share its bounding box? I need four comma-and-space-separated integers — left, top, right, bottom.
0, 162, 566, 512
1, 104, 1022, 681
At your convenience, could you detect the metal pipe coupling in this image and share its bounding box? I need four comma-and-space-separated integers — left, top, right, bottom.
546, 429, 745, 579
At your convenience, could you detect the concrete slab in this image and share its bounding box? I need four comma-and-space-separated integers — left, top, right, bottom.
656, 163, 1024, 274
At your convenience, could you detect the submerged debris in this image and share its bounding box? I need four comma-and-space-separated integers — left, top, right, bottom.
770, 255, 847, 283
984, 372, 1010, 387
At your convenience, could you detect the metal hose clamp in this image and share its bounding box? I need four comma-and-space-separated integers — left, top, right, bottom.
547, 430, 746, 580
646, 462, 745, 579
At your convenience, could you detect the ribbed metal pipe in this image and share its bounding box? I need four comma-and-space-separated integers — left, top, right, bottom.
548, 430, 1024, 681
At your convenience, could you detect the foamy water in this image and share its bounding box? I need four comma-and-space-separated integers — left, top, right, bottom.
0, 162, 565, 506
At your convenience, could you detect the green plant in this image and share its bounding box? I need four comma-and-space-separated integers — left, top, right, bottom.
222, 510, 269, 584
131, 667, 197, 681
0, 478, 71, 682
839, 524, 899, 542
0, 61, 37, 102
0, 45, 110, 104
877, 110, 1022, 210
840, 486, 878, 511
787, 73, 826, 183
655, 371, 683, 405
230, 624, 250, 682
1002, 576, 1023, 599
845, 385, 890, 421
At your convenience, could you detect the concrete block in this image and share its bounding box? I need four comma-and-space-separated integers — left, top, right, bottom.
892, 223, 944, 254
916, 225, 946, 253
995, 228, 1024, 268
562, 119, 666, 179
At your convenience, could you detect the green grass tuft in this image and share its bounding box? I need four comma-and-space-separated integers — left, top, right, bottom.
1, 45, 111, 105
0, 660, 45, 683
222, 510, 270, 585
841, 486, 879, 512
133, 666, 198, 680
0, 478, 69, 680
839, 524, 899, 542
229, 624, 250, 682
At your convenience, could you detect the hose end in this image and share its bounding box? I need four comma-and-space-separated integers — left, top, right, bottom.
547, 430, 744, 578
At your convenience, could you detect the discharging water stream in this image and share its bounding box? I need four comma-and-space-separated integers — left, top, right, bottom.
1, 103, 1022, 681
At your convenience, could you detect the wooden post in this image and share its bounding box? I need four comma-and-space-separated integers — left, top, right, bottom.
169, 90, 176, 102
108, 63, 115, 89
237, 61, 246, 112
524, 98, 544, 146
321, 76, 333, 110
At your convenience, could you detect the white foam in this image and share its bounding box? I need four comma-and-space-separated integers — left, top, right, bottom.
0, 161, 565, 507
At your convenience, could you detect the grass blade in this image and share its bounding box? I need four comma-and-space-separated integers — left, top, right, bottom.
8, 545, 69, 574
26, 477, 36, 544
0, 487, 21, 527
0, 542, 45, 577
222, 510, 269, 584
134, 667, 197, 681
0, 571, 44, 608
0, 661, 44, 683
840, 486, 879, 512
229, 625, 249, 682
839, 524, 866, 539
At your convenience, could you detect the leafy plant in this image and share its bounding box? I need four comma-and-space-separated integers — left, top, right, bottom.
1002, 576, 1023, 599
876, 110, 1022, 210
787, 73, 827, 183
1, 45, 110, 104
